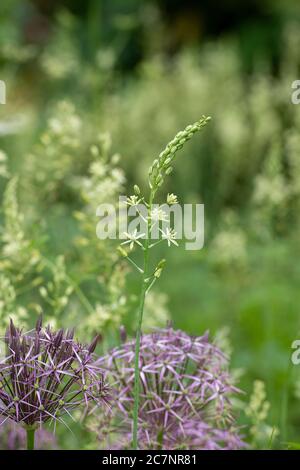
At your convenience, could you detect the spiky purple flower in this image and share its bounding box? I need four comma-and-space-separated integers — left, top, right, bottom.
0, 317, 110, 430
94, 327, 244, 450
0, 417, 57, 450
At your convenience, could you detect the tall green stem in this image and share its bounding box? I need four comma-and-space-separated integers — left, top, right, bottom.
132, 191, 154, 449
130, 117, 210, 449
26, 427, 35, 450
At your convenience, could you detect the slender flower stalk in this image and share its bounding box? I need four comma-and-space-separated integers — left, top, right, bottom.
122, 117, 211, 449
26, 427, 35, 450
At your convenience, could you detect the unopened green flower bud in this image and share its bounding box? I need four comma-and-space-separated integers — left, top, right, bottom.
134, 184, 140, 195
156, 175, 163, 185
154, 259, 166, 278
117, 246, 128, 258
163, 157, 172, 167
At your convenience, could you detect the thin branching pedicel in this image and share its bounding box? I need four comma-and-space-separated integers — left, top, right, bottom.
119, 117, 211, 449
0, 316, 110, 450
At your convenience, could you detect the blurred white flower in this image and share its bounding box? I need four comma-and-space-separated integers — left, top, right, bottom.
161, 227, 178, 247
121, 229, 145, 250
126, 195, 142, 207
167, 193, 178, 205
150, 207, 169, 223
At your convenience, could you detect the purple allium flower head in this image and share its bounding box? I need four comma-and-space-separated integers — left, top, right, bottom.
0, 316, 110, 430
94, 327, 244, 450
180, 420, 245, 450
0, 417, 57, 450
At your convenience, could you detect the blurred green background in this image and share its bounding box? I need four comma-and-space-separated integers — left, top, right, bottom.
1, 0, 300, 449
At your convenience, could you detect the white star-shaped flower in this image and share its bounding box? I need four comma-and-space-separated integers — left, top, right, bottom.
125, 195, 142, 207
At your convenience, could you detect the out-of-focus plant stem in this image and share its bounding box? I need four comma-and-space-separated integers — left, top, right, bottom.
26, 427, 35, 450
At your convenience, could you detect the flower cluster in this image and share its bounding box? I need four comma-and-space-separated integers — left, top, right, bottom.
0, 317, 110, 429
93, 327, 244, 450
0, 418, 57, 450
245, 380, 278, 448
